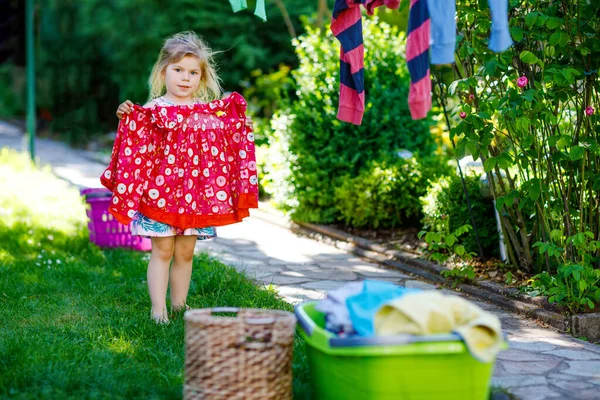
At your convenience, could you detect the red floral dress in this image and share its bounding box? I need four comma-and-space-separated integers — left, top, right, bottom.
101, 92, 258, 233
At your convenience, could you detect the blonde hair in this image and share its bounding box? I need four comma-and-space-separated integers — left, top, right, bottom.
148, 31, 222, 102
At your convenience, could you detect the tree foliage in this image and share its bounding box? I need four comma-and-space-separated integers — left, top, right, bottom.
35, 0, 320, 144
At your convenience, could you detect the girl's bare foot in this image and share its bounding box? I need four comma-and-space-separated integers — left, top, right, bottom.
171, 304, 190, 315
151, 308, 169, 325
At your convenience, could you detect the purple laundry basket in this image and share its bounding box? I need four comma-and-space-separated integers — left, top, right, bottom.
81, 188, 152, 251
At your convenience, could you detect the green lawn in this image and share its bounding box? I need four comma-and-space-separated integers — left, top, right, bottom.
0, 149, 310, 399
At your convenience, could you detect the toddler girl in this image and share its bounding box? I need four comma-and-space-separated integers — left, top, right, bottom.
104, 31, 257, 324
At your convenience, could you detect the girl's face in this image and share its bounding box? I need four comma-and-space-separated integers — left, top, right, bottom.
163, 55, 202, 101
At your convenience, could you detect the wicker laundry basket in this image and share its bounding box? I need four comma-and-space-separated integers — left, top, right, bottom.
183, 307, 297, 400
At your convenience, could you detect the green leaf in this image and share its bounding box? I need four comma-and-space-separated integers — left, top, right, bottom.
467, 269, 475, 280
570, 146, 585, 161
522, 90, 535, 103
562, 69, 575, 84
579, 279, 588, 291
550, 230, 563, 242
454, 225, 471, 236
466, 141, 479, 159
587, 299, 595, 309
432, 253, 444, 262
496, 197, 505, 212
549, 31, 561, 46
448, 80, 460, 95
483, 157, 497, 172
559, 32, 570, 47
529, 178, 541, 201
525, 12, 538, 28
455, 245, 465, 256
554, 71, 567, 85
425, 232, 436, 244
497, 153, 513, 169
484, 59, 499, 75
455, 140, 467, 159
546, 17, 562, 30
510, 27, 524, 42
549, 32, 571, 47
557, 137, 569, 150
520, 50, 539, 65
535, 14, 549, 27
446, 234, 457, 247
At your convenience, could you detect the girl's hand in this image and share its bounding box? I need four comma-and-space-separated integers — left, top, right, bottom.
116, 100, 134, 119
246, 116, 254, 130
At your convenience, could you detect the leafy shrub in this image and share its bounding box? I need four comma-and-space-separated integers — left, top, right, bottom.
532, 265, 600, 314
530, 231, 600, 313
419, 224, 476, 264
334, 157, 425, 229
421, 173, 500, 258
262, 18, 435, 224
258, 111, 297, 208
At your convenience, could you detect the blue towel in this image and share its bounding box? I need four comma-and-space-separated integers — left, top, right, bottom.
346, 280, 420, 337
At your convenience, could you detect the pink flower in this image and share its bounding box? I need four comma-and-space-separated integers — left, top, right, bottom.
586, 106, 595, 116
517, 76, 528, 88
460, 112, 467, 119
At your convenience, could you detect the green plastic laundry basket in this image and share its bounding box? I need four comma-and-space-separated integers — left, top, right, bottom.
295, 301, 502, 400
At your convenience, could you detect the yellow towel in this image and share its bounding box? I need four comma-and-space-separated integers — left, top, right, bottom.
374, 291, 502, 363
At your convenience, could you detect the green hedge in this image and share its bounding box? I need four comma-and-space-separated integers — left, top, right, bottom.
262, 18, 435, 225
334, 156, 444, 229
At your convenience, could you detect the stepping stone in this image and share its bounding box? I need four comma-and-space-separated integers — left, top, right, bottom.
491, 375, 546, 388
302, 280, 352, 292
563, 360, 600, 377
497, 360, 561, 375
509, 385, 562, 400
404, 280, 437, 290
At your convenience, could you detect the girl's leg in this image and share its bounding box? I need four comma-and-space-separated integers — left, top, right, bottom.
170, 235, 198, 310
148, 236, 175, 322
